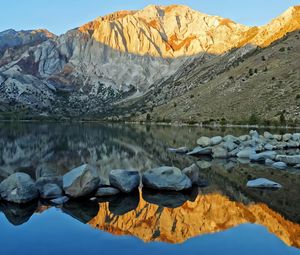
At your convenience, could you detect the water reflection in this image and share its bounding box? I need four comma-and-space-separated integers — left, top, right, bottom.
0, 122, 300, 252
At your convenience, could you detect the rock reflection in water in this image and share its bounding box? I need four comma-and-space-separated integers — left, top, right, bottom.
89, 192, 300, 248
0, 200, 38, 226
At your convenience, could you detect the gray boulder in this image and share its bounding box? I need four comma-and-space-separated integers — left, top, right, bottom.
294, 164, 300, 169
264, 132, 274, 140
109, 170, 140, 193
275, 155, 300, 165
182, 164, 200, 185
286, 141, 299, 148
223, 141, 238, 152
250, 151, 277, 162
239, 135, 250, 142
292, 133, 300, 141
39, 183, 63, 199
51, 196, 69, 205
196, 161, 212, 170
196, 137, 211, 147
95, 187, 120, 197
272, 162, 288, 170
0, 173, 39, 203
142, 166, 192, 191
212, 146, 229, 159
264, 144, 275, 151
283, 133, 292, 142
237, 148, 256, 158
210, 136, 223, 146
247, 178, 282, 189
249, 130, 259, 139
223, 135, 239, 144
273, 135, 282, 141
187, 146, 212, 156
63, 164, 100, 198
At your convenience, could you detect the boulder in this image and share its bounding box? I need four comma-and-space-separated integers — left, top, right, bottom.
292, 133, 300, 141
39, 183, 63, 199
237, 148, 256, 159
210, 136, 223, 146
63, 164, 100, 198
286, 141, 299, 148
239, 135, 250, 142
51, 196, 69, 205
212, 146, 229, 159
275, 155, 300, 165
196, 160, 212, 170
196, 137, 211, 147
109, 170, 140, 193
264, 132, 274, 140
142, 166, 192, 191
294, 164, 300, 169
272, 162, 288, 170
264, 144, 275, 151
182, 164, 200, 185
283, 133, 292, 142
35, 163, 59, 179
250, 151, 277, 162
273, 135, 282, 141
223, 141, 238, 152
95, 187, 120, 197
247, 178, 282, 189
187, 146, 212, 156
223, 135, 239, 144
249, 130, 259, 139
0, 173, 39, 203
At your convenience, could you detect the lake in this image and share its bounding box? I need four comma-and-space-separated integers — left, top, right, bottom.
0, 122, 299, 255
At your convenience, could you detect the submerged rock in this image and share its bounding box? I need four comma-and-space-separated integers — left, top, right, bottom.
0, 173, 39, 203
142, 166, 192, 191
109, 170, 140, 193
95, 187, 120, 197
50, 196, 69, 205
247, 178, 282, 189
272, 162, 288, 170
63, 164, 100, 198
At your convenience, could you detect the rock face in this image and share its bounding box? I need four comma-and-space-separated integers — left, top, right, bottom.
142, 166, 192, 191
63, 164, 100, 198
109, 170, 140, 193
0, 173, 38, 203
0, 5, 300, 116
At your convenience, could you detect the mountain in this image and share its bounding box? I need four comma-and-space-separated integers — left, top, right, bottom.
0, 5, 299, 120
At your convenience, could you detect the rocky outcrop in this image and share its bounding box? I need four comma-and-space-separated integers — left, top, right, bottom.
0, 5, 299, 116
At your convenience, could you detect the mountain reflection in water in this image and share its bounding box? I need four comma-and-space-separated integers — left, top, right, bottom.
0, 122, 300, 253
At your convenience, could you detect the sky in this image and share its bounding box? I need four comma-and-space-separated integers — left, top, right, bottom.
1, 0, 300, 35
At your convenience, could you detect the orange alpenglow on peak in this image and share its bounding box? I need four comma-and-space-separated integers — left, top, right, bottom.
88, 193, 300, 249
78, 5, 300, 57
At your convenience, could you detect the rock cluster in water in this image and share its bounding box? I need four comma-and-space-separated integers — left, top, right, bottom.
0, 164, 194, 204
171, 130, 300, 170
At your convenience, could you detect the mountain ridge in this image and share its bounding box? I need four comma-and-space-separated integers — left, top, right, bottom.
0, 5, 299, 120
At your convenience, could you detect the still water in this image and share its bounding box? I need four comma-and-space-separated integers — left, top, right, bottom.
0, 122, 299, 255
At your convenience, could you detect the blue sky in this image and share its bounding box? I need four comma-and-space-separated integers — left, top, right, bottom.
1, 0, 300, 35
